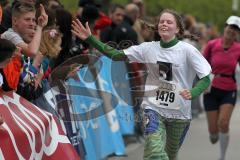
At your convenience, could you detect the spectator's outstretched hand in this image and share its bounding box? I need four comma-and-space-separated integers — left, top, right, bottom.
71, 19, 91, 40
38, 4, 48, 28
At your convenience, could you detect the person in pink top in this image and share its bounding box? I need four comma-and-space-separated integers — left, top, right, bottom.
203, 15, 240, 160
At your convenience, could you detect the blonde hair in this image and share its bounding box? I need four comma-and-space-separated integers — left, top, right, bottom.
12, 2, 36, 18
40, 26, 62, 58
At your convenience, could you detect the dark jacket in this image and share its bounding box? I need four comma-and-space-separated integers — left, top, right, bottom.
112, 16, 138, 47
100, 22, 117, 43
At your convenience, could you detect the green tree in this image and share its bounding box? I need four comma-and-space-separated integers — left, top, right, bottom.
111, 0, 240, 32
59, 0, 240, 31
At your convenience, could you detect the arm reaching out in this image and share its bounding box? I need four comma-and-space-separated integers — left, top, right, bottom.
71, 19, 127, 61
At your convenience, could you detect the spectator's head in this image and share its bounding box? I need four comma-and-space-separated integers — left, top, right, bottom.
109, 4, 125, 25
77, 0, 101, 18
12, 2, 36, 43
125, 3, 139, 23
78, 0, 96, 7
55, 8, 72, 52
0, 39, 16, 68
81, 5, 99, 29
194, 22, 208, 40
223, 15, 240, 42
12, 2, 36, 18
15, 0, 36, 5
78, 0, 101, 8
140, 17, 155, 41
0, 0, 10, 8
40, 27, 62, 58
205, 23, 219, 40
35, 0, 62, 10
48, 0, 62, 10
183, 14, 196, 33
132, 0, 144, 17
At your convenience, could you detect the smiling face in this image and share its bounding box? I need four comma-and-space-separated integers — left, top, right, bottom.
12, 11, 36, 43
223, 25, 239, 43
158, 12, 179, 42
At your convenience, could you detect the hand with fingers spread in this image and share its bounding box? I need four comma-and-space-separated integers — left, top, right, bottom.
179, 89, 192, 100
71, 19, 92, 40
37, 4, 48, 28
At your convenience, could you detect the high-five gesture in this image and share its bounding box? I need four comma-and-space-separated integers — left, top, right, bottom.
71, 19, 91, 40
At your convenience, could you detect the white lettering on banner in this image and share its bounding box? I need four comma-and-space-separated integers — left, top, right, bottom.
44, 89, 57, 109
112, 82, 130, 107
78, 103, 99, 140
70, 134, 82, 146
97, 75, 108, 91
78, 121, 87, 139
80, 103, 99, 129
0, 92, 70, 160
0, 148, 5, 160
98, 75, 126, 133
106, 110, 120, 133
44, 87, 67, 134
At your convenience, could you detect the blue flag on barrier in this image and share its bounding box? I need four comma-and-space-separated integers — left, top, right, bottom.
98, 56, 134, 135
67, 63, 126, 159
32, 79, 86, 158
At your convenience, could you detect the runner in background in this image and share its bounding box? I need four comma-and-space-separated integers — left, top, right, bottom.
72, 9, 211, 160
203, 15, 240, 160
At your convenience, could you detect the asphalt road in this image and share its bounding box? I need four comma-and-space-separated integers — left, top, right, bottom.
108, 99, 240, 160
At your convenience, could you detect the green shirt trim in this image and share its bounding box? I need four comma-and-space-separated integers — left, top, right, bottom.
85, 35, 126, 61
160, 37, 179, 48
190, 75, 210, 99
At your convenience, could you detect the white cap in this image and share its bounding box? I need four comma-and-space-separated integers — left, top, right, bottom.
226, 15, 240, 29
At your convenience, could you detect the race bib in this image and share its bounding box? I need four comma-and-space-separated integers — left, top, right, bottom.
143, 61, 183, 110
146, 81, 182, 110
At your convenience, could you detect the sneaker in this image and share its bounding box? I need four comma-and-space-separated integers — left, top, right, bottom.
210, 134, 219, 144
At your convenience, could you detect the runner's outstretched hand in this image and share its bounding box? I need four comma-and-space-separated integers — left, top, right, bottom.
71, 19, 91, 40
